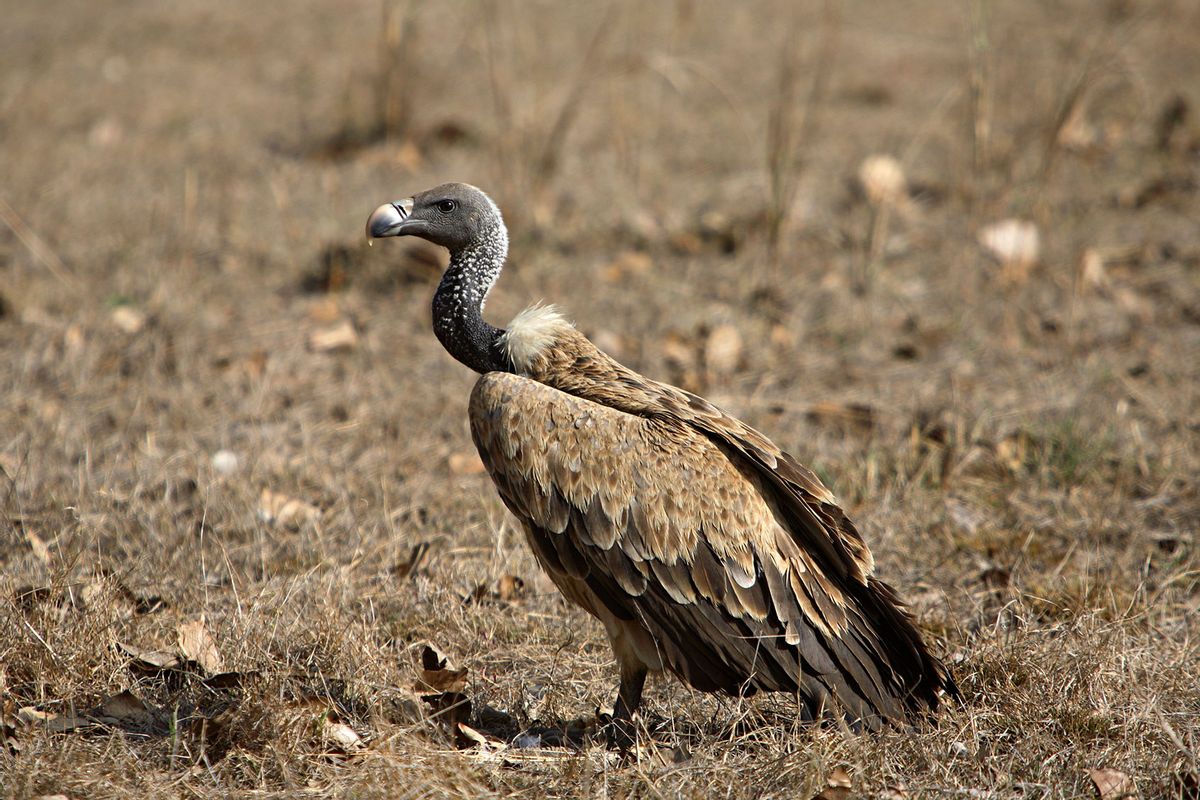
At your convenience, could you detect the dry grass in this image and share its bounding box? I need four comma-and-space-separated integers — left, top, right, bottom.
2, 1, 1199, 797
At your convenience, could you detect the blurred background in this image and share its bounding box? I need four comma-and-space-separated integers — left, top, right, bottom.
2, 1, 1198, 796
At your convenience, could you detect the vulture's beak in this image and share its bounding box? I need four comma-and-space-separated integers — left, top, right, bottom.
366, 198, 417, 239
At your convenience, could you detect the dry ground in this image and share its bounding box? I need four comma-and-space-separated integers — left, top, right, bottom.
2, 1, 1199, 797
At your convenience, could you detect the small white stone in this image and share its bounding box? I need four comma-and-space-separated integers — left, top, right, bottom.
211, 450, 239, 475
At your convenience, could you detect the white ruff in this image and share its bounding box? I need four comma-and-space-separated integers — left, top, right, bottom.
500, 304, 572, 372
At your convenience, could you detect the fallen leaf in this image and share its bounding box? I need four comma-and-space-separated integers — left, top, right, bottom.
258, 489, 321, 529
456, 722, 504, 751
79, 574, 164, 616
394, 139, 424, 171
2, 700, 19, 755
1080, 244, 1141, 292
1114, 287, 1153, 318
826, 767, 852, 788
117, 642, 181, 672
1081, 248, 1110, 289
416, 644, 468, 694
20, 694, 157, 736
91, 690, 160, 731
995, 431, 1030, 473
456, 721, 488, 747
63, 323, 85, 357
859, 154, 908, 206
497, 574, 525, 602
17, 707, 75, 733
177, 618, 225, 675
301, 242, 353, 292
323, 717, 364, 752
392, 541, 433, 580
25, 530, 50, 565
81, 580, 109, 609
110, 305, 146, 334
308, 296, 341, 323
242, 350, 268, 380
602, 250, 653, 283
464, 574, 527, 605
308, 320, 359, 352
211, 449, 240, 476
1057, 100, 1100, 152
631, 740, 672, 766
667, 230, 703, 255
770, 325, 795, 349
660, 332, 701, 392
661, 333, 695, 371
812, 766, 853, 799
704, 324, 743, 377
623, 208, 663, 242
979, 219, 1039, 284
448, 452, 485, 476
1088, 767, 1135, 799
89, 116, 123, 147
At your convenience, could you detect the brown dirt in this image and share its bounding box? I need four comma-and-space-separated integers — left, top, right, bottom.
1, 1, 1198, 797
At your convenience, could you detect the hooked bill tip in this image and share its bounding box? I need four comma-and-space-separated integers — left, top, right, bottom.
366, 202, 405, 239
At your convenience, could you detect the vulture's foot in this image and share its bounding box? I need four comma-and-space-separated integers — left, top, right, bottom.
598, 712, 640, 751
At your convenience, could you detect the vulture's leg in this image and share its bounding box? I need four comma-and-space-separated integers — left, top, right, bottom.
605, 663, 646, 749
613, 664, 647, 721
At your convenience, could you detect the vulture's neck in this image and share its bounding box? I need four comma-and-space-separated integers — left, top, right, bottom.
433, 222, 512, 374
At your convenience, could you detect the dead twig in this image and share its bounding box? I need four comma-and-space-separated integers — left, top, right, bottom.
0, 195, 74, 286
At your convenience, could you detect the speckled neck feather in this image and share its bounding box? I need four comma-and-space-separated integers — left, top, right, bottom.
432, 219, 512, 374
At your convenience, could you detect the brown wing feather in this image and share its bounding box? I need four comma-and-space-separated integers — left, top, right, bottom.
470, 371, 953, 728
542, 334, 876, 586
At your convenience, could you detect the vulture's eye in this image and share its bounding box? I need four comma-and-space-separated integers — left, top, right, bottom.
436, 199, 457, 213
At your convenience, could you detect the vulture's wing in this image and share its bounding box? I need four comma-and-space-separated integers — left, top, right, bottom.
469, 371, 949, 727
638, 382, 878, 586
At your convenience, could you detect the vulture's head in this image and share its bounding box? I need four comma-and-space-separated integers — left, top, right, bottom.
366, 182, 502, 252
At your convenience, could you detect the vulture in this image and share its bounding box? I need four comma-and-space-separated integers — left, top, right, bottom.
367, 183, 955, 737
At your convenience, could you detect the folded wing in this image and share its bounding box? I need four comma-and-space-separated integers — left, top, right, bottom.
469, 371, 951, 728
